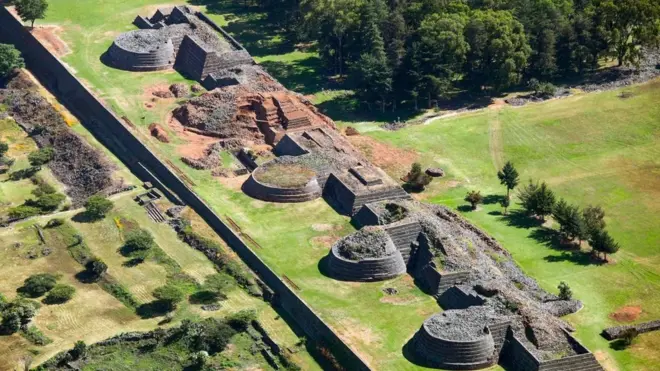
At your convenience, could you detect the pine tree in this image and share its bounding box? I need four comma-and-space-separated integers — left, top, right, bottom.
589, 229, 620, 261
497, 161, 520, 198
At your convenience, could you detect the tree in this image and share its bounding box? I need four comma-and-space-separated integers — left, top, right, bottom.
27, 192, 65, 212
595, 0, 660, 66
404, 163, 433, 191
85, 258, 108, 279
15, 0, 49, 28
124, 229, 156, 253
464, 190, 484, 210
21, 273, 58, 297
500, 196, 511, 215
497, 161, 520, 198
153, 284, 185, 311
518, 180, 555, 220
43, 284, 75, 304
582, 205, 606, 236
589, 229, 620, 260
553, 199, 586, 243
27, 147, 54, 167
464, 9, 531, 91
0, 44, 25, 78
0, 141, 8, 157
70, 341, 87, 360
84, 195, 114, 220
558, 281, 572, 300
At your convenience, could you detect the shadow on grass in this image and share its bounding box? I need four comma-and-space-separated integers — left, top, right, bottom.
71, 211, 97, 224
502, 210, 544, 229
483, 194, 505, 205
488, 210, 503, 216
137, 300, 174, 319
260, 56, 327, 95
609, 339, 630, 351
316, 92, 422, 124
74, 270, 101, 284
456, 205, 477, 212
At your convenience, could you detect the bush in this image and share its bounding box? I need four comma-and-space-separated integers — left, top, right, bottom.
45, 218, 64, 228
464, 190, 484, 210
27, 147, 55, 167
20, 325, 52, 345
21, 273, 59, 297
621, 328, 638, 346
558, 281, 573, 300
0, 44, 24, 78
85, 258, 108, 279
27, 192, 66, 212
30, 176, 56, 196
1, 299, 40, 333
189, 290, 227, 304
70, 340, 87, 360
84, 195, 114, 220
227, 309, 256, 331
0, 141, 8, 157
404, 163, 433, 191
123, 228, 156, 253
152, 284, 185, 309
43, 284, 76, 304
8, 205, 41, 220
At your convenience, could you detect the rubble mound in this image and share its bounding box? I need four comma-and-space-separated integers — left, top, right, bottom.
148, 123, 170, 143
0, 87, 114, 205
327, 226, 406, 281
424, 306, 500, 341
169, 83, 189, 98
336, 227, 397, 261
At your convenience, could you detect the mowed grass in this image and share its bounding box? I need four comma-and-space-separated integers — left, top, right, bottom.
363, 80, 660, 370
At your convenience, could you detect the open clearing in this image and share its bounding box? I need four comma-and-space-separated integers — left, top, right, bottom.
364, 80, 660, 371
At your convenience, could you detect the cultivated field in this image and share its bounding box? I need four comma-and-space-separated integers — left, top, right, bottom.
363, 81, 660, 370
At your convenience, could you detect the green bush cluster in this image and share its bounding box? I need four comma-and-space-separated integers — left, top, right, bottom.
0, 298, 40, 334
43, 284, 76, 304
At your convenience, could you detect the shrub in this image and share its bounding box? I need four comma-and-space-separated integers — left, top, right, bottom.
43, 284, 76, 304
227, 309, 256, 331
70, 340, 87, 360
621, 328, 638, 347
85, 258, 108, 279
0, 141, 8, 157
404, 163, 433, 191
8, 205, 41, 220
152, 284, 185, 309
203, 273, 234, 294
124, 228, 156, 253
30, 176, 56, 196
45, 218, 64, 228
21, 273, 59, 297
84, 195, 114, 220
20, 326, 52, 345
189, 290, 227, 304
558, 281, 573, 300
1, 299, 40, 333
0, 44, 24, 78
464, 190, 483, 210
27, 147, 55, 167
27, 192, 66, 212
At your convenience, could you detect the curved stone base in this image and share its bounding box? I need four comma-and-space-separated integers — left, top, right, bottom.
412, 322, 497, 370
327, 245, 406, 282
242, 173, 321, 203
107, 39, 175, 72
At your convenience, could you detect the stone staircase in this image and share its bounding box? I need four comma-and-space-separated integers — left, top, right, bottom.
145, 202, 166, 223
537, 354, 604, 371
352, 187, 411, 214
384, 221, 421, 263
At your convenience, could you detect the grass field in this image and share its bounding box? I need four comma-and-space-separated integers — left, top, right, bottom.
361, 80, 660, 370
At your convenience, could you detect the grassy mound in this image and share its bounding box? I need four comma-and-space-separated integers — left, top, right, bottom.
255, 162, 316, 188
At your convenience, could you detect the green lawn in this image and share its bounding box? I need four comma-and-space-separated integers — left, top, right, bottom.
363, 80, 660, 371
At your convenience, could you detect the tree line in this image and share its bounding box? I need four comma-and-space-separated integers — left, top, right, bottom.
254, 0, 660, 110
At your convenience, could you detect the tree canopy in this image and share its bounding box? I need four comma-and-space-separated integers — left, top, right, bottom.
0, 44, 24, 79
15, 0, 49, 28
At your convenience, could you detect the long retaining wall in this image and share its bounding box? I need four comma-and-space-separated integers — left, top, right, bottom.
0, 8, 370, 370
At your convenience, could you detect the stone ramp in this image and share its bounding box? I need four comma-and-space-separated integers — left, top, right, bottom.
352, 187, 411, 214
383, 221, 421, 263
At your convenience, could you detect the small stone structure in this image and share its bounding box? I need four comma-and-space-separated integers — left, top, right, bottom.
242, 157, 322, 203
326, 227, 406, 281
108, 6, 254, 87
601, 319, 660, 340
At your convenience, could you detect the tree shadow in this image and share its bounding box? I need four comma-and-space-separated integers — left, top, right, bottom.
136, 300, 174, 319
74, 270, 101, 284
483, 194, 505, 205
316, 92, 422, 124
260, 56, 327, 95
609, 339, 630, 351
502, 210, 544, 229
488, 211, 503, 216
71, 211, 96, 224
456, 205, 476, 212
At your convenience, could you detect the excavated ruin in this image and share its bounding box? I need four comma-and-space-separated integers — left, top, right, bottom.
0, 82, 114, 205
326, 226, 407, 281
242, 156, 322, 203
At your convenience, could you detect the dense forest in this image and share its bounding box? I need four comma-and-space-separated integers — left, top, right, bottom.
253, 0, 660, 110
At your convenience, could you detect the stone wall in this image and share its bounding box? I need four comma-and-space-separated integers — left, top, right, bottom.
438, 286, 486, 310
602, 319, 660, 340
382, 221, 421, 263
412, 324, 497, 370
241, 172, 322, 203
323, 173, 357, 215
327, 245, 406, 282
0, 9, 370, 370
107, 33, 175, 71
